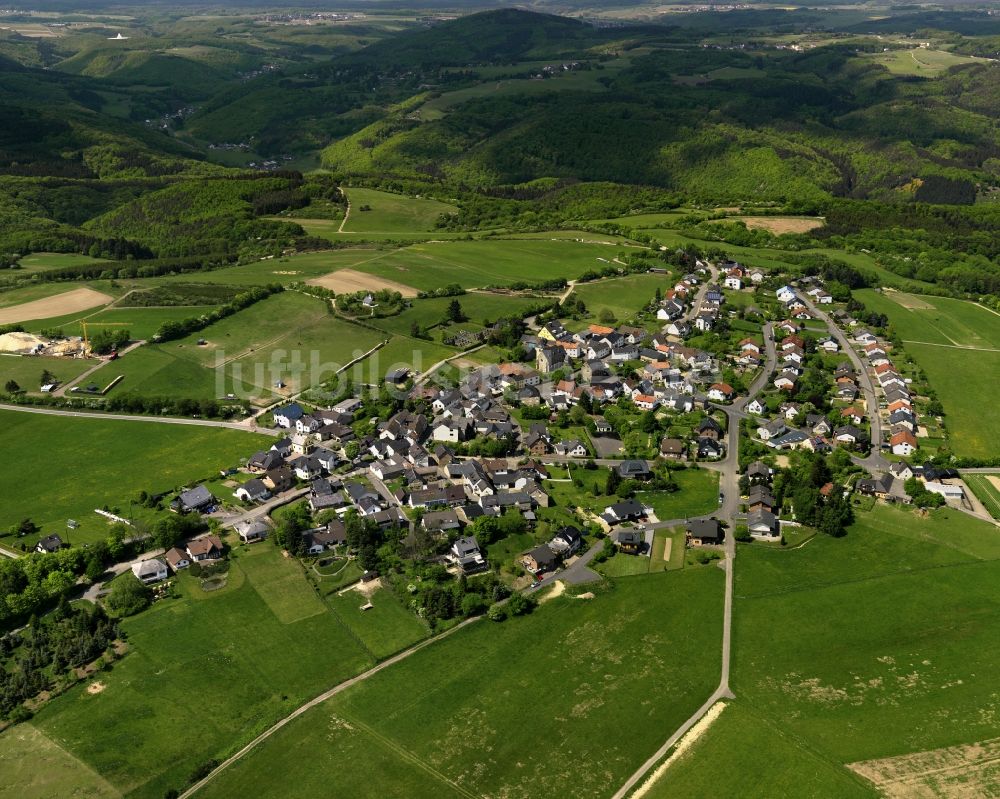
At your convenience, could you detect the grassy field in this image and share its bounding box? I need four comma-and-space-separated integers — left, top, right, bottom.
568, 273, 670, 323
196, 568, 725, 799
0, 354, 99, 392
732, 502, 1000, 780
0, 409, 268, 546
22, 305, 222, 342
13, 252, 109, 274
326, 586, 430, 659
26, 547, 376, 799
370, 292, 541, 339
83, 292, 387, 400
871, 48, 984, 77
641, 702, 878, 798
638, 469, 720, 521
0, 723, 120, 799
853, 290, 1000, 458
349, 238, 629, 292
965, 474, 1000, 520
342, 187, 457, 233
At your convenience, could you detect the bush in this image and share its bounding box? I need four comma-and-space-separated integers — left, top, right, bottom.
104, 573, 151, 617
506, 591, 537, 617
461, 593, 488, 617
487, 603, 508, 622
188, 759, 219, 784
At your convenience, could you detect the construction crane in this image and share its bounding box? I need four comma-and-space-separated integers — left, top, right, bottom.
80, 321, 131, 355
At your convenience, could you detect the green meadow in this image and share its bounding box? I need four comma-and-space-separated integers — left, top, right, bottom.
84, 292, 386, 400
569, 272, 672, 322
341, 187, 457, 233
732, 504, 1000, 772
0, 409, 267, 545
27, 546, 377, 799
642, 702, 878, 798
196, 568, 725, 799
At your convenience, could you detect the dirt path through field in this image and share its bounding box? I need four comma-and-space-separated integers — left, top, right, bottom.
0, 288, 112, 324
630, 702, 728, 799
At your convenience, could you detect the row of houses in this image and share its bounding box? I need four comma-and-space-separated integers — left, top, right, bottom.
855, 333, 920, 456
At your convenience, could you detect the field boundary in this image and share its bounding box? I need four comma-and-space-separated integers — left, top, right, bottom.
179, 616, 481, 798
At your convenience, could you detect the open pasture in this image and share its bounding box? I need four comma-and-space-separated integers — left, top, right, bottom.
196, 569, 725, 799
0, 409, 268, 545
23, 305, 220, 342
0, 287, 112, 324
640, 702, 877, 798
28, 547, 374, 799
342, 187, 457, 234
733, 504, 1000, 774
349, 238, 625, 292
569, 272, 672, 322
14, 252, 109, 274
326, 586, 429, 659
84, 292, 386, 399
370, 291, 540, 338
0, 723, 120, 799
856, 289, 1000, 348
871, 47, 984, 77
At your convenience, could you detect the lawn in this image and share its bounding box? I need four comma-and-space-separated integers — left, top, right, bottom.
964, 474, 1000, 520
853, 290, 1000, 458
641, 702, 877, 798
341, 187, 457, 234
0, 409, 268, 546
600, 529, 685, 577
196, 569, 725, 799
0, 354, 99, 393
27, 547, 375, 799
638, 469, 720, 521
732, 502, 1000, 777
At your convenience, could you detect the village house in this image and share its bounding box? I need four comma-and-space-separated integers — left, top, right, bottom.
186, 534, 224, 562
687, 519, 723, 546
131, 558, 168, 584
